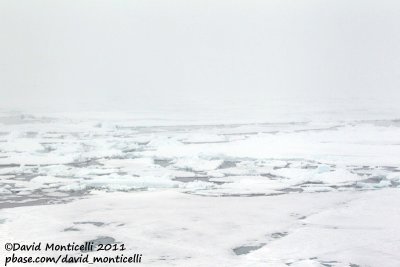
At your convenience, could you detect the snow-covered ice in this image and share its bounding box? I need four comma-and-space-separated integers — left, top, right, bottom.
1, 110, 400, 266
2, 189, 400, 267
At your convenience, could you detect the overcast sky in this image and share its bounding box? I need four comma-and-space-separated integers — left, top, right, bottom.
0, 0, 399, 111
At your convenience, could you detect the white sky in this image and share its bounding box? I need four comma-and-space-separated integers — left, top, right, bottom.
0, 0, 399, 111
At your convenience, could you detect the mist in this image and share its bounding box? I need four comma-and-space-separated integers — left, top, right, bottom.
1, 0, 399, 112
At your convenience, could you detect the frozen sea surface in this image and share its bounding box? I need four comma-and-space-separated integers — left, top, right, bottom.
1, 111, 400, 206
1, 108, 400, 266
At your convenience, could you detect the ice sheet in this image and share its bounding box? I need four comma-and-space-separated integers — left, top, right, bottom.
1, 189, 400, 266
1, 111, 400, 266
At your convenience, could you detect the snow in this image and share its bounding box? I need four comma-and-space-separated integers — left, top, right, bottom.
1, 110, 400, 266
1, 189, 400, 266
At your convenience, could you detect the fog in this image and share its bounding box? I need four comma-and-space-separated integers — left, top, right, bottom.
0, 0, 399, 112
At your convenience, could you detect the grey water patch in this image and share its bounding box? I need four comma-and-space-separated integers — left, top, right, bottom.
391, 180, 400, 187
319, 260, 340, 267
233, 231, 288, 256
63, 227, 80, 232
290, 213, 307, 220
173, 176, 210, 183
364, 119, 400, 127
349, 264, 361, 267
174, 176, 226, 185
157, 255, 175, 261
233, 243, 266, 255
67, 159, 103, 168
122, 148, 137, 153
74, 221, 105, 227
0, 189, 88, 210
285, 258, 340, 267
260, 173, 287, 179
41, 145, 56, 153
273, 163, 290, 170
350, 165, 376, 176
0, 198, 50, 209
354, 176, 394, 189
301, 164, 318, 169
361, 176, 385, 184
270, 232, 288, 239
137, 141, 150, 146
154, 159, 173, 167
294, 125, 343, 133
279, 188, 303, 193
218, 160, 237, 169
380, 166, 400, 172
299, 181, 324, 186
352, 166, 374, 171
0, 164, 20, 168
